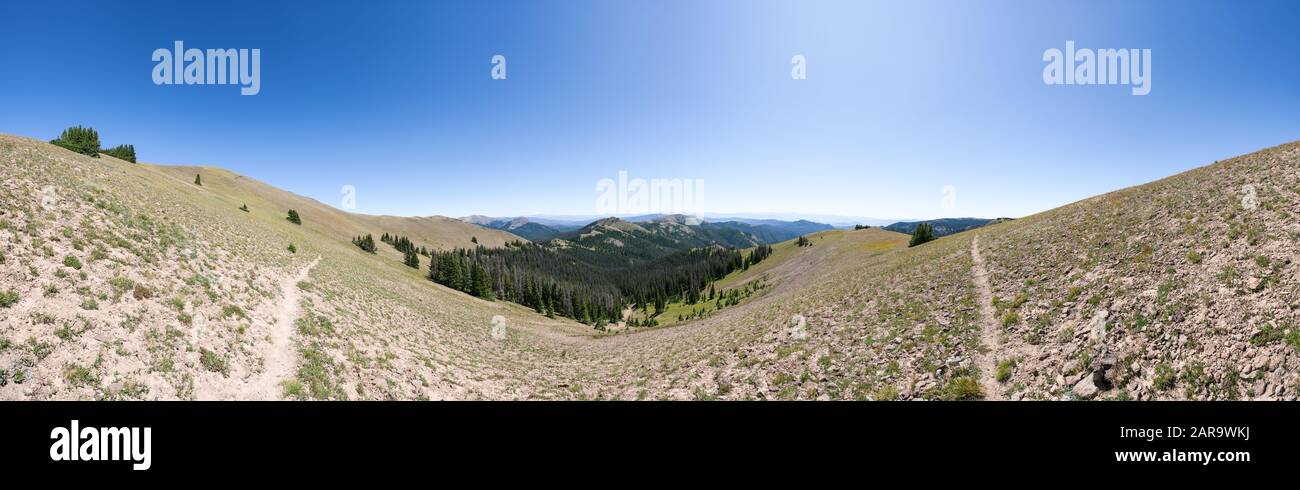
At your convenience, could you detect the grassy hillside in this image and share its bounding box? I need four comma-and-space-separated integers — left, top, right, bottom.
3, 133, 1297, 401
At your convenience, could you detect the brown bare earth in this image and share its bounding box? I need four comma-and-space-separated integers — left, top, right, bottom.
2, 134, 1298, 400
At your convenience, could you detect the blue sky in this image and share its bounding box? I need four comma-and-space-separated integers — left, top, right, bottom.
2, 0, 1297, 220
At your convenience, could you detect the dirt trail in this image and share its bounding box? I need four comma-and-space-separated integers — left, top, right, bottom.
970, 236, 1003, 401
202, 257, 319, 400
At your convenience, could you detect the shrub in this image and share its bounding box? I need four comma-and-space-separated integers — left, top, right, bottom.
50, 126, 101, 157
1186, 251, 1202, 264
194, 174, 202, 186
287, 243, 297, 254
63, 255, 82, 270
1153, 363, 1175, 390
286, 210, 301, 225
132, 284, 154, 300
940, 376, 983, 400
908, 222, 935, 247
239, 203, 249, 212
0, 290, 18, 308
102, 144, 137, 163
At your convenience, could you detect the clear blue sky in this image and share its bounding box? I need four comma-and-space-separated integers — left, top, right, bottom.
2, 0, 1297, 220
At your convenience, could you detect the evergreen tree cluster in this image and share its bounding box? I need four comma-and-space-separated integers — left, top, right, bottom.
426, 241, 776, 327
796, 235, 813, 247
103, 144, 137, 163
286, 209, 301, 225
744, 244, 773, 270
429, 245, 620, 324
352, 234, 377, 254
50, 126, 101, 157
380, 233, 429, 269
50, 126, 137, 161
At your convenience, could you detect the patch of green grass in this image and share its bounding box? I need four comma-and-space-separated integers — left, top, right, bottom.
1001, 311, 1019, 328
199, 348, 228, 375
995, 359, 1016, 383
1186, 251, 1202, 264
292, 343, 347, 400
64, 363, 98, 387
296, 314, 336, 337
108, 276, 135, 299
939, 376, 983, 400
220, 304, 248, 320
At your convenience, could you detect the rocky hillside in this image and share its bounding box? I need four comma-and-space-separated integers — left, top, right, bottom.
3, 133, 1297, 401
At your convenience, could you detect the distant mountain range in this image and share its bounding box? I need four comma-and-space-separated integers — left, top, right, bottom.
881, 217, 1012, 237
460, 213, 836, 245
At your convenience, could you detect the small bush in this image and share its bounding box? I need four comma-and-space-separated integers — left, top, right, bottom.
287, 243, 297, 254
63, 255, 82, 270
286, 210, 302, 225
1186, 251, 1202, 264
0, 290, 18, 308
194, 174, 202, 186
239, 203, 249, 212
940, 376, 983, 400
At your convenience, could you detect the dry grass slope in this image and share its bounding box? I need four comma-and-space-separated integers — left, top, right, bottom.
3, 134, 1297, 401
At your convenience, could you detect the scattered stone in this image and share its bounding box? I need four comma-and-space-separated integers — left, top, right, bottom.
1073, 376, 1099, 399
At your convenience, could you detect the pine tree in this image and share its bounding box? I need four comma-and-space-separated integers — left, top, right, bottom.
403, 247, 420, 269
286, 209, 302, 225
908, 222, 935, 247
194, 174, 202, 186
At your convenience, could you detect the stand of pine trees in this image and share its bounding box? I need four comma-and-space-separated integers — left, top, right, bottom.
426, 242, 775, 327
352, 234, 377, 253
49, 126, 136, 162
50, 126, 101, 157
796, 235, 812, 247
103, 144, 136, 163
